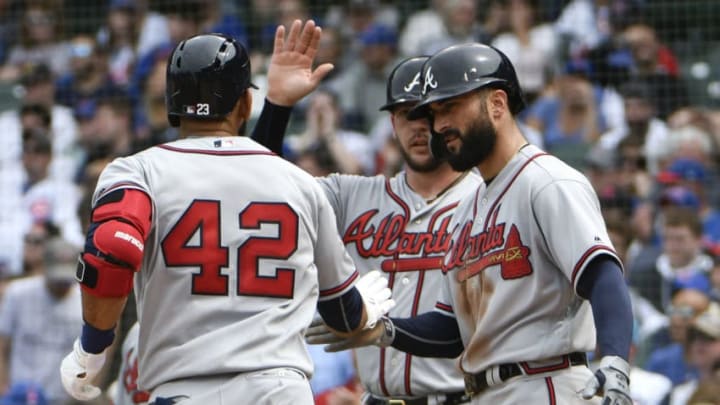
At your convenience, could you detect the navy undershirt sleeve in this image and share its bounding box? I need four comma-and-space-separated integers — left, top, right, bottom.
317, 287, 364, 333
250, 99, 292, 156
576, 255, 633, 360
390, 312, 464, 358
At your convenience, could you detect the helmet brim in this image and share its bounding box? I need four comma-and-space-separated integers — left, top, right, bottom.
378, 97, 421, 112
406, 78, 507, 120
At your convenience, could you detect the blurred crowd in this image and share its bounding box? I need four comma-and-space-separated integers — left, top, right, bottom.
0, 0, 719, 404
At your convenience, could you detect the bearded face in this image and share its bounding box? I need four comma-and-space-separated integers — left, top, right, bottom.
392, 104, 443, 173
396, 135, 443, 172
444, 103, 498, 171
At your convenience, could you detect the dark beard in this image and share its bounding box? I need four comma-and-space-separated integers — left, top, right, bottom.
446, 115, 498, 172
396, 137, 442, 172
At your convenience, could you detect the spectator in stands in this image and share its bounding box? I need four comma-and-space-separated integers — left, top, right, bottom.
669, 302, 720, 404
622, 23, 689, 120
96, 0, 141, 86
324, 0, 398, 60
314, 26, 346, 86
0, 0, 71, 81
20, 129, 83, 247
77, 97, 135, 175
397, 0, 447, 57
55, 34, 126, 114
524, 70, 605, 168
18, 104, 51, 134
614, 135, 653, 200
661, 125, 716, 168
555, 0, 612, 57
599, 81, 669, 174
666, 108, 720, 157
399, 0, 508, 57
0, 88, 79, 276
555, 0, 644, 59
491, 0, 558, 104
331, 23, 399, 132
0, 237, 83, 403
419, 0, 484, 55
657, 157, 720, 249
0, 63, 81, 185
286, 88, 375, 175
21, 222, 50, 277
651, 207, 714, 311
199, 0, 247, 45
646, 287, 708, 386
584, 145, 633, 223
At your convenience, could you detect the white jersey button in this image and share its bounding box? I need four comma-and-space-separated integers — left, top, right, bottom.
402, 277, 410, 285
414, 219, 422, 225
481, 198, 487, 205
415, 203, 422, 210
391, 358, 399, 366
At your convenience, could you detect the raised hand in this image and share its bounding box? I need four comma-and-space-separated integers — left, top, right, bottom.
266, 19, 335, 107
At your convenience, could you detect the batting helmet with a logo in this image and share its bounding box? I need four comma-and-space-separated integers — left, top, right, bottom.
166, 34, 257, 127
407, 43, 526, 120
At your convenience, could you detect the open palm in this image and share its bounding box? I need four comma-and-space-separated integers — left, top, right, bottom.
266, 19, 334, 106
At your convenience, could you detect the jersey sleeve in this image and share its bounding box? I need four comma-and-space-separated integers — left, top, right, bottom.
316, 174, 345, 231
312, 183, 358, 300
92, 156, 152, 206
532, 179, 621, 291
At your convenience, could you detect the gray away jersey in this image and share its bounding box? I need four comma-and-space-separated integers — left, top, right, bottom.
92, 137, 358, 392
436, 144, 620, 374
318, 170, 482, 397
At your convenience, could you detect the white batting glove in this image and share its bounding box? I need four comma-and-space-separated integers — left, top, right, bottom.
581, 356, 632, 405
355, 270, 395, 330
60, 339, 106, 401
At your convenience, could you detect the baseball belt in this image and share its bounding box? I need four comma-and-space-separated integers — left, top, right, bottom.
364, 391, 471, 405
463, 352, 588, 397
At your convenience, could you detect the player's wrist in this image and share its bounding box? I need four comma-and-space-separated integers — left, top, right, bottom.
375, 316, 395, 347
80, 322, 115, 354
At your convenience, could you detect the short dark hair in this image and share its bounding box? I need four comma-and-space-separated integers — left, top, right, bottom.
663, 207, 703, 237
20, 103, 52, 127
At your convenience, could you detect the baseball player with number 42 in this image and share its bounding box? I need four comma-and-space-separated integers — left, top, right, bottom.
58, 19, 395, 405
307, 43, 634, 405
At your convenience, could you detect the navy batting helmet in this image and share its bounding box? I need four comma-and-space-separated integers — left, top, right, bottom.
407, 43, 526, 120
166, 34, 257, 127
379, 56, 429, 111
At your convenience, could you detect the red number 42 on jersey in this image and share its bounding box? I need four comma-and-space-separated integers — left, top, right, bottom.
161, 200, 298, 298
